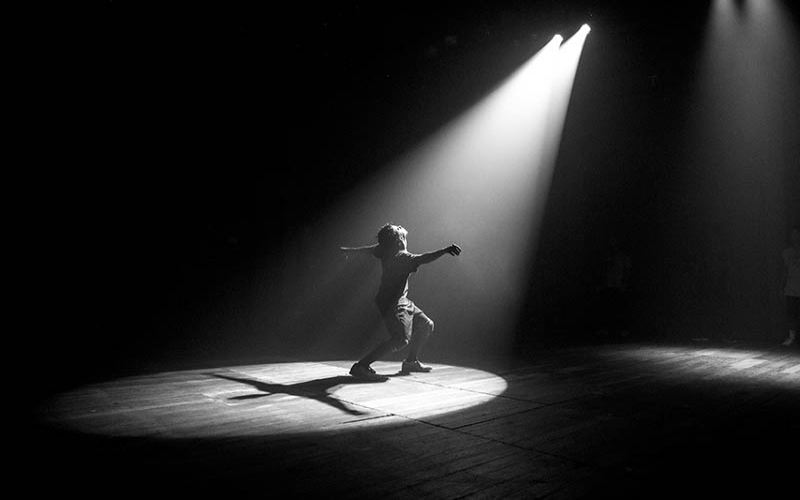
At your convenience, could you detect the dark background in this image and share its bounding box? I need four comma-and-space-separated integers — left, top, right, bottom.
28, 1, 800, 391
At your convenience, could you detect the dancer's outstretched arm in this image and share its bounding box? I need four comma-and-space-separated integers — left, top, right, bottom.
339, 244, 379, 257
416, 244, 462, 266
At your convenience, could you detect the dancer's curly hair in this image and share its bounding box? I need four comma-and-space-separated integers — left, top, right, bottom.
375, 223, 404, 257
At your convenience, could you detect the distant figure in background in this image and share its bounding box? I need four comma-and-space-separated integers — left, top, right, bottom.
594, 236, 633, 338
781, 226, 800, 347
340, 224, 461, 381
695, 226, 732, 342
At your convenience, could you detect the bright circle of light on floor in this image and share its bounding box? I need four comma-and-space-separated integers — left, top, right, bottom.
37, 360, 508, 439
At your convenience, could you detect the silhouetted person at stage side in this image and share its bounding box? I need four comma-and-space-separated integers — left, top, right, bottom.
340, 224, 461, 381
593, 236, 632, 339
781, 226, 800, 347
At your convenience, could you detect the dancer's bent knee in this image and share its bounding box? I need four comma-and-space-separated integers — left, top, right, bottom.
389, 337, 409, 353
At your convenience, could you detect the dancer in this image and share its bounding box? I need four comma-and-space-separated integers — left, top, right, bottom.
340, 224, 461, 381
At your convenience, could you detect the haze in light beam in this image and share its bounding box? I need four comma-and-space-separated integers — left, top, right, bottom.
262, 29, 591, 358
684, 0, 800, 335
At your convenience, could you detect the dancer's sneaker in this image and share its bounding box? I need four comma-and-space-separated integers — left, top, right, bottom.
401, 360, 433, 373
350, 363, 389, 381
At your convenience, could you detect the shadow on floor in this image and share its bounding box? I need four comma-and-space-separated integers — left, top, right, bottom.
207, 372, 397, 416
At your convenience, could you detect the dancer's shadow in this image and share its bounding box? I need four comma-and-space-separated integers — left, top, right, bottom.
207, 372, 392, 416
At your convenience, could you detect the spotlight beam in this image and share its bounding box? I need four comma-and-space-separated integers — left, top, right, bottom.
263, 29, 591, 357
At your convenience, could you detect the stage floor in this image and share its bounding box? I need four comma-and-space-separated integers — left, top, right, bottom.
29, 341, 800, 498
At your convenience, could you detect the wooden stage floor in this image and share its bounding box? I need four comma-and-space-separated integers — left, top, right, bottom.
29, 341, 800, 498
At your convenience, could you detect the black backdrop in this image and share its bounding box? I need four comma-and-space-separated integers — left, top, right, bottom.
27, 1, 800, 391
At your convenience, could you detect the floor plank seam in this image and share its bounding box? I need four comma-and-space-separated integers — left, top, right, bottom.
378, 374, 507, 397
415, 415, 591, 468
386, 445, 555, 498
326, 394, 587, 469
448, 406, 551, 432
391, 374, 586, 407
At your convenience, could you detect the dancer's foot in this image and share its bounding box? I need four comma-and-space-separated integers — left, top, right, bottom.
350, 363, 389, 381
401, 360, 433, 373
